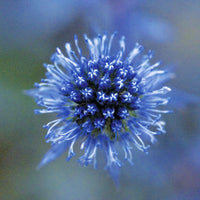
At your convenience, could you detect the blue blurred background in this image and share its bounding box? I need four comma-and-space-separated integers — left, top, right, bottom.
0, 0, 200, 199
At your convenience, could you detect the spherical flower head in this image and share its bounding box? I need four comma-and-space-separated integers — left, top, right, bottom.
28, 33, 171, 183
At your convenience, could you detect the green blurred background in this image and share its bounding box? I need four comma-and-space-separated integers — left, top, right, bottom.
0, 0, 200, 199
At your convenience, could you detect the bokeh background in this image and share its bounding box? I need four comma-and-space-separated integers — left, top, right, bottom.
1, 0, 200, 199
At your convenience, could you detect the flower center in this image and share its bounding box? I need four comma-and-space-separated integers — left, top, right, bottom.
69, 60, 141, 139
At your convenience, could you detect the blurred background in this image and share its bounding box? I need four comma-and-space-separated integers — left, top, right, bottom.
0, 0, 200, 199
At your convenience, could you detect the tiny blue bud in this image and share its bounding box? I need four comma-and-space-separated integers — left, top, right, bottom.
70, 91, 82, 103
117, 107, 129, 119
87, 104, 98, 115
94, 118, 106, 129
103, 108, 115, 119
115, 77, 124, 91
98, 74, 111, 90
121, 92, 132, 103
108, 93, 118, 103
81, 87, 93, 100
75, 76, 88, 88
88, 68, 99, 81
97, 91, 108, 104
111, 120, 122, 133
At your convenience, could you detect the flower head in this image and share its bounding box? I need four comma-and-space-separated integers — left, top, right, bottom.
28, 33, 171, 182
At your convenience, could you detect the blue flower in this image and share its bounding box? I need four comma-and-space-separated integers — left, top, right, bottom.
28, 33, 171, 183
